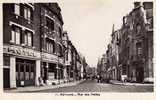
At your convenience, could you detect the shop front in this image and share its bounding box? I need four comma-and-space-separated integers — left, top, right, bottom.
3, 44, 41, 88
41, 52, 65, 85
16, 58, 35, 87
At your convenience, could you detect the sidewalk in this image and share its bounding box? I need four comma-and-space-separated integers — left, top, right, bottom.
4, 80, 85, 93
109, 80, 154, 86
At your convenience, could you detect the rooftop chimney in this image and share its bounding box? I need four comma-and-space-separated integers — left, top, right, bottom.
134, 2, 142, 8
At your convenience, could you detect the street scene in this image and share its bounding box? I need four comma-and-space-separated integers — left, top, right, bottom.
2, 1, 153, 93
32, 80, 153, 92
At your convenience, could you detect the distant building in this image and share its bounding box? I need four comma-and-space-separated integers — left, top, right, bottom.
97, 54, 107, 80
102, 2, 153, 83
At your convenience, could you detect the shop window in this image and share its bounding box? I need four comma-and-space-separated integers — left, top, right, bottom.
25, 65, 30, 80
20, 65, 24, 80
30, 65, 34, 80
14, 4, 20, 16
48, 64, 56, 80
16, 65, 19, 80
11, 26, 21, 45
24, 6, 32, 21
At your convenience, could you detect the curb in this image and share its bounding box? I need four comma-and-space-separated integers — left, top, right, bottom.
110, 82, 154, 86
4, 80, 85, 93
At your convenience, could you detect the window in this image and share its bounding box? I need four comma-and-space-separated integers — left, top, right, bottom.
28, 32, 32, 46
137, 43, 142, 56
24, 6, 32, 20
30, 65, 34, 80
24, 31, 33, 46
52, 41, 55, 53
11, 26, 21, 44
58, 44, 62, 57
46, 41, 49, 52
59, 28, 62, 38
138, 47, 142, 55
20, 65, 24, 80
25, 65, 30, 80
46, 39, 55, 53
136, 24, 141, 34
3, 55, 10, 66
66, 51, 68, 61
46, 17, 54, 32
14, 4, 20, 15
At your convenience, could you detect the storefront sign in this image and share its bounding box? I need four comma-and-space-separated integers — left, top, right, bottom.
42, 53, 58, 62
3, 45, 40, 58
42, 53, 64, 64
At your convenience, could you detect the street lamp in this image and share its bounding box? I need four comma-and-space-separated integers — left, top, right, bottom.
56, 44, 60, 85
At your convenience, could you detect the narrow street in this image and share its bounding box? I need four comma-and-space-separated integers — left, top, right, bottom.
31, 80, 153, 92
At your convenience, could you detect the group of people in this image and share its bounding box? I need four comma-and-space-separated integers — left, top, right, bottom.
97, 75, 102, 83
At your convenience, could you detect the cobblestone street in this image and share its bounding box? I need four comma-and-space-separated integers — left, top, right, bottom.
31, 80, 153, 92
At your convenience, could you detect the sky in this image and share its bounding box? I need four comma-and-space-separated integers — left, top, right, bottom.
58, 0, 134, 67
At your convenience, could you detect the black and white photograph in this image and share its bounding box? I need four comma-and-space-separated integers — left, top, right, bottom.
1, 0, 154, 95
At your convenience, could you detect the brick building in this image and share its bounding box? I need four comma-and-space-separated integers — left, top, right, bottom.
3, 3, 41, 88
38, 3, 64, 85
3, 3, 86, 89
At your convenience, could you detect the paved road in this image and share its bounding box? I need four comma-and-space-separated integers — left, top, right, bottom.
31, 80, 153, 92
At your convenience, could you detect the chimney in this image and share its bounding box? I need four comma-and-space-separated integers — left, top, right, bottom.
123, 16, 125, 25
134, 2, 143, 8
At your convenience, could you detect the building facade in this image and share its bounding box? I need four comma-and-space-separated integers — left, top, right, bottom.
38, 3, 64, 85
119, 2, 153, 83
3, 3, 87, 89
101, 2, 153, 83
3, 3, 41, 88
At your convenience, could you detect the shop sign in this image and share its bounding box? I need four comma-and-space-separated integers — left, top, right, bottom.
42, 53, 64, 64
42, 53, 58, 62
3, 45, 40, 58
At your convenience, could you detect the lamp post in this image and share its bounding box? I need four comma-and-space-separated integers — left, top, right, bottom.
56, 51, 60, 84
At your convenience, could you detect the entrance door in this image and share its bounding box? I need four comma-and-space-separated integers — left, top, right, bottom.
16, 59, 35, 87
136, 67, 144, 83
3, 68, 10, 89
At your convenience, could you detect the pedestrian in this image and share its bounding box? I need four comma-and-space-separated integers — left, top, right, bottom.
38, 77, 43, 87
97, 75, 100, 83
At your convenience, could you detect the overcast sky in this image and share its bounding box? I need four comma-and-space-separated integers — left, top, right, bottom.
58, 0, 134, 67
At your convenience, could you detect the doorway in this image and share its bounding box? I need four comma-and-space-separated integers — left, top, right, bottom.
136, 67, 144, 83
16, 58, 35, 87
3, 68, 10, 89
